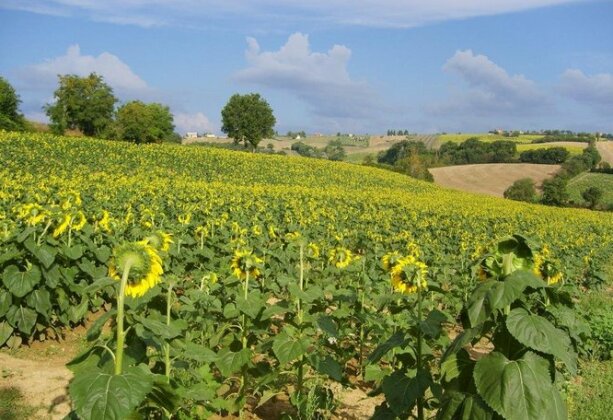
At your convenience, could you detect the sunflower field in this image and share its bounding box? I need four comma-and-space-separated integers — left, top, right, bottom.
1, 131, 612, 419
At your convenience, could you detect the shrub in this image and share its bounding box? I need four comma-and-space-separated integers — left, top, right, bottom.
504, 178, 537, 202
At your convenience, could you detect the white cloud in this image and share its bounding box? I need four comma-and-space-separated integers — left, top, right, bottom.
558, 69, 613, 110
20, 44, 150, 96
0, 0, 584, 28
234, 33, 380, 124
429, 49, 548, 118
173, 112, 216, 134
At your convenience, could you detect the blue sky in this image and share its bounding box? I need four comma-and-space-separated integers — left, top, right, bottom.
1, 0, 612, 135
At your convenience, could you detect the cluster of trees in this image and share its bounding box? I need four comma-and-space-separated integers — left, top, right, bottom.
286, 130, 306, 139
291, 139, 346, 161
386, 129, 411, 136
519, 147, 569, 164
0, 77, 27, 131
438, 139, 517, 164
505, 142, 605, 209
44, 73, 178, 143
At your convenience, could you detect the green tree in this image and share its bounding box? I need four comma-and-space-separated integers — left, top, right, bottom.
582, 186, 603, 209
504, 178, 537, 202
221, 93, 275, 151
112, 101, 175, 144
45, 73, 117, 137
541, 176, 569, 206
0, 76, 26, 131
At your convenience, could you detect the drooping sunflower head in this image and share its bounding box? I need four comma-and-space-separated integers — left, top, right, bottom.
390, 256, 428, 295
71, 210, 87, 231
145, 230, 173, 252
382, 250, 402, 272
98, 210, 112, 233
231, 249, 264, 280
306, 242, 320, 259
17, 203, 48, 226
60, 191, 82, 210
53, 214, 71, 238
108, 241, 163, 298
329, 247, 353, 269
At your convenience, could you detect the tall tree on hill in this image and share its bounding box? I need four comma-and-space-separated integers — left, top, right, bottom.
221, 93, 276, 151
112, 101, 175, 144
45, 73, 117, 137
0, 76, 26, 131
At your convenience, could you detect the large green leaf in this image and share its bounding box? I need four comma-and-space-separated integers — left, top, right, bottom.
382, 369, 431, 416
486, 271, 545, 311
506, 308, 576, 374
2, 264, 41, 298
309, 355, 343, 382
0, 289, 12, 318
466, 281, 496, 327
437, 391, 494, 420
86, 310, 117, 342
235, 293, 264, 319
24, 239, 57, 269
474, 351, 558, 420
6, 305, 38, 334
26, 289, 52, 317
0, 321, 14, 346
69, 364, 154, 420
215, 348, 252, 377
368, 330, 407, 363
272, 331, 310, 365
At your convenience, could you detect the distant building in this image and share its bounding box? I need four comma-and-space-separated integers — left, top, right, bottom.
205, 133, 216, 138
185, 132, 198, 139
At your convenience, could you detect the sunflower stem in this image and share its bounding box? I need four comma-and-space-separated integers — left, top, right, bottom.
37, 220, 52, 246
67, 226, 72, 248
115, 261, 132, 376
164, 283, 173, 383
416, 288, 424, 420
297, 244, 305, 394
240, 271, 250, 410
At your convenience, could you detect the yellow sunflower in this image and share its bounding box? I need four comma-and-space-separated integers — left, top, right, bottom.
108, 241, 163, 298
328, 247, 353, 269
390, 256, 428, 295
145, 230, 173, 252
231, 249, 263, 280
53, 214, 71, 238
306, 242, 320, 259
382, 250, 402, 272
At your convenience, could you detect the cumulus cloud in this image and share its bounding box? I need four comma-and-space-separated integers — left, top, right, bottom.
19, 45, 151, 95
429, 49, 548, 118
234, 33, 380, 125
173, 112, 216, 134
558, 69, 613, 111
19, 44, 150, 96
0, 0, 583, 28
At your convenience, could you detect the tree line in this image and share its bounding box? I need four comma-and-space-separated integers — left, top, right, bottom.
0, 74, 278, 149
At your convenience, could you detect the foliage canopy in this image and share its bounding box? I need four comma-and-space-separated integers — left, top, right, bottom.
221, 93, 275, 151
45, 73, 117, 137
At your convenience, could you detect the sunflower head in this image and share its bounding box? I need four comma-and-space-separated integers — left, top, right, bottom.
108, 242, 163, 298
231, 249, 264, 280
145, 230, 174, 252
390, 256, 428, 295
329, 247, 353, 269
18, 203, 48, 226
306, 242, 320, 259
71, 210, 87, 231
382, 251, 402, 272
53, 214, 71, 238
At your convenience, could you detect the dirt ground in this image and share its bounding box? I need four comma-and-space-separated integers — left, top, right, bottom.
430, 163, 561, 197
0, 330, 84, 419
0, 325, 383, 420
597, 141, 613, 166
